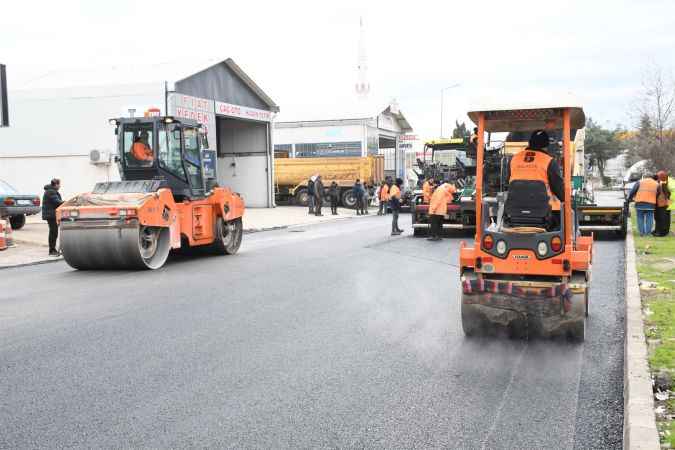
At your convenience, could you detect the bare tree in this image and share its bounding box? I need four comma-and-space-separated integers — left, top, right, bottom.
631, 63, 675, 172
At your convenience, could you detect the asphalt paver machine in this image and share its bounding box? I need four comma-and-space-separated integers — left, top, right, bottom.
57, 116, 244, 270
459, 104, 592, 340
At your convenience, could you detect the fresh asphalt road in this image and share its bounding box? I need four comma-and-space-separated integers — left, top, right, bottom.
1, 215, 624, 449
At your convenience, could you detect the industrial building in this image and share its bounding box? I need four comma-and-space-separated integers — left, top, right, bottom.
0, 59, 279, 207
274, 103, 413, 180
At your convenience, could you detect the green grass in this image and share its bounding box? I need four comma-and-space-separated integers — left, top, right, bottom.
633, 210, 675, 444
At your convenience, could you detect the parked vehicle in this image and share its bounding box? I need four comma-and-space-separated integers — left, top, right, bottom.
274, 156, 384, 208
0, 179, 40, 229
622, 160, 649, 197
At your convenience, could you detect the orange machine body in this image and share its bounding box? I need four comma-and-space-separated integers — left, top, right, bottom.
58, 186, 245, 250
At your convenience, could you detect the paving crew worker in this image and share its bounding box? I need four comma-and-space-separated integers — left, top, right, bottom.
427, 182, 457, 241
329, 181, 339, 215
654, 171, 671, 236
42, 178, 64, 257
314, 175, 324, 216
131, 131, 154, 163
362, 184, 370, 215
627, 174, 659, 236
307, 176, 316, 215
378, 180, 390, 215
506, 129, 564, 222
389, 178, 404, 235
468, 127, 479, 155
668, 172, 675, 235
422, 177, 435, 203
353, 179, 365, 215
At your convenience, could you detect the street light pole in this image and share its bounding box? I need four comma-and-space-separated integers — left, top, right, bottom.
440, 83, 461, 138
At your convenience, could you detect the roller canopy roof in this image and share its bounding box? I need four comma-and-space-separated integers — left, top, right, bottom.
468, 104, 585, 132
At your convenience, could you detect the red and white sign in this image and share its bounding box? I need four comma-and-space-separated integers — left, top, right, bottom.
168, 93, 217, 148
215, 101, 272, 122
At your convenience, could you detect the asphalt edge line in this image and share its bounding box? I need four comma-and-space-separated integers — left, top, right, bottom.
623, 221, 660, 449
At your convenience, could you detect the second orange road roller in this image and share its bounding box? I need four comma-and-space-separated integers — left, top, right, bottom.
57, 116, 244, 270
459, 103, 592, 340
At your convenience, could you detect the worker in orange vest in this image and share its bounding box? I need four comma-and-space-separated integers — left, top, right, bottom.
389, 178, 404, 235
627, 174, 660, 236
422, 177, 434, 203
427, 182, 457, 241
378, 179, 390, 215
506, 130, 564, 225
131, 131, 154, 163
654, 171, 672, 236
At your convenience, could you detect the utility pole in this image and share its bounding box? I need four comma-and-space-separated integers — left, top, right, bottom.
440, 83, 460, 138
0, 64, 9, 127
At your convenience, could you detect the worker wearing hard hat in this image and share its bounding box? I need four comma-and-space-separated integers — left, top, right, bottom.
627, 174, 660, 236
422, 177, 434, 203
427, 182, 457, 241
131, 131, 154, 163
506, 129, 564, 219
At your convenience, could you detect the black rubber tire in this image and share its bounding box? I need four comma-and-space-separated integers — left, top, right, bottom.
211, 217, 243, 255
9, 214, 26, 230
413, 228, 426, 237
341, 189, 357, 209
294, 189, 309, 207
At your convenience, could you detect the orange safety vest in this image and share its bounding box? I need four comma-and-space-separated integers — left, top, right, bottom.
429, 183, 456, 216
635, 178, 658, 204
389, 185, 401, 200
422, 180, 433, 203
380, 184, 390, 201
509, 149, 560, 210
132, 142, 153, 161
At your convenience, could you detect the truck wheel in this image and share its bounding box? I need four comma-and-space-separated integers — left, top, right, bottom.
211, 217, 243, 255
9, 214, 26, 230
341, 189, 357, 209
294, 188, 310, 207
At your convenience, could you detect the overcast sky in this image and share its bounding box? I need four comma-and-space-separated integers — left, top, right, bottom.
1, 0, 674, 139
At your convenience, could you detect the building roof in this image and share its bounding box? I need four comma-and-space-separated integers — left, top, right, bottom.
11, 58, 278, 111
276, 102, 412, 133
175, 58, 279, 112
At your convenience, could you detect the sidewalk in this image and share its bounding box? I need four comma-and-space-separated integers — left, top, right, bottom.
2, 206, 379, 269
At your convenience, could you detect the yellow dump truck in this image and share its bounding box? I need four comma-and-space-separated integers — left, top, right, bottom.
274, 156, 385, 208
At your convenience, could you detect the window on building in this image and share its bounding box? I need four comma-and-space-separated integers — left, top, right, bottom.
274, 144, 292, 158
295, 141, 362, 158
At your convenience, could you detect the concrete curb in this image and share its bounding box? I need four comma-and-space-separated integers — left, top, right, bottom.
0, 256, 63, 270
623, 222, 660, 450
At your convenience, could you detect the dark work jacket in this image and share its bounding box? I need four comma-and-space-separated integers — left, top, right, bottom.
329, 185, 339, 200
314, 179, 324, 199
307, 180, 315, 196
42, 185, 63, 220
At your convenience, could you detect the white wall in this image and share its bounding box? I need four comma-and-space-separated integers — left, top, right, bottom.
0, 82, 165, 197
0, 156, 116, 199
217, 155, 269, 207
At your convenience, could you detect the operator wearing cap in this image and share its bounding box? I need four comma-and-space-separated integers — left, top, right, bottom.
507, 129, 564, 213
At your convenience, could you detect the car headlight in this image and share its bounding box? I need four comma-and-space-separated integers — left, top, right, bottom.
537, 241, 548, 256
496, 240, 507, 255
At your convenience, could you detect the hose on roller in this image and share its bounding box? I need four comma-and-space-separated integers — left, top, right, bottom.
60, 221, 171, 270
